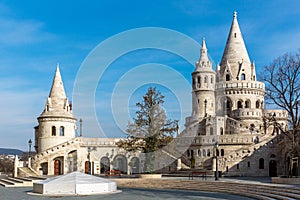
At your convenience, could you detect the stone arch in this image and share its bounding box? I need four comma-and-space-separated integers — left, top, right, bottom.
52, 126, 56, 136
130, 157, 139, 174
226, 74, 230, 81
241, 73, 246, 80
100, 156, 110, 174
220, 127, 224, 135
245, 99, 251, 108
67, 150, 77, 173
53, 156, 64, 175
237, 100, 243, 109
269, 160, 277, 177
256, 100, 260, 108
113, 154, 127, 174
59, 126, 65, 136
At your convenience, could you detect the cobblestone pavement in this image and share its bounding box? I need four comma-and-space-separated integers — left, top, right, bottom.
0, 186, 254, 200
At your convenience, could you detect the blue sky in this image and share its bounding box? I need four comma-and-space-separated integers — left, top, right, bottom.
0, 0, 300, 150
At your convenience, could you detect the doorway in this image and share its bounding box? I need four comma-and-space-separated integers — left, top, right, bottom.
269, 160, 277, 177
54, 160, 61, 175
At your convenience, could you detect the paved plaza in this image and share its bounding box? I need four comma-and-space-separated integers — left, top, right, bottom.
0, 187, 254, 200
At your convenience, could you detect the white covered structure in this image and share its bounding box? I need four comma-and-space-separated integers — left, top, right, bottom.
33, 171, 118, 195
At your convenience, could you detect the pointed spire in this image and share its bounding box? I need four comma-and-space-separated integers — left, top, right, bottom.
49, 64, 67, 99
194, 38, 212, 71
220, 12, 251, 79
199, 38, 209, 62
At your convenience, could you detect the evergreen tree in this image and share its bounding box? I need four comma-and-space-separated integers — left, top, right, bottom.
116, 87, 178, 172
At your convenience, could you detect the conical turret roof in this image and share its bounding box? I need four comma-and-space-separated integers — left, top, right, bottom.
39, 65, 74, 119
49, 64, 67, 99
219, 12, 251, 80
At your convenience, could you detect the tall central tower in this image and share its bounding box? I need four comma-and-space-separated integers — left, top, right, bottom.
216, 12, 265, 129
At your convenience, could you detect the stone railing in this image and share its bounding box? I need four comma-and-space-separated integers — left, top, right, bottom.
216, 81, 265, 90
232, 108, 262, 119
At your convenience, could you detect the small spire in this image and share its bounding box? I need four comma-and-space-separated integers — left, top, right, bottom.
233, 11, 237, 19
201, 37, 207, 50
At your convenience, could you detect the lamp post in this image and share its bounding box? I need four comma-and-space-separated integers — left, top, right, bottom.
215, 141, 219, 181
79, 118, 83, 137
28, 139, 32, 160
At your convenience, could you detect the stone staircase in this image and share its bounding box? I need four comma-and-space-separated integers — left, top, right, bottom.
18, 167, 39, 177
0, 176, 46, 187
113, 178, 300, 200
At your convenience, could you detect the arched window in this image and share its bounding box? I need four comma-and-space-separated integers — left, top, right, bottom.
197, 76, 201, 85
204, 76, 207, 83
59, 126, 65, 136
256, 100, 260, 108
216, 149, 219, 157
245, 100, 250, 108
259, 158, 264, 169
237, 101, 243, 109
220, 127, 224, 135
241, 73, 246, 80
52, 126, 56, 136
203, 150, 206, 157
198, 149, 201, 157
210, 127, 213, 135
226, 74, 230, 81
207, 149, 211, 157
221, 149, 225, 156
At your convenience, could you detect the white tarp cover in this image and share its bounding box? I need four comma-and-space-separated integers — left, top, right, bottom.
33, 171, 117, 195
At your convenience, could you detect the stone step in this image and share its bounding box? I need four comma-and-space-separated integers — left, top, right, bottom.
112, 178, 300, 200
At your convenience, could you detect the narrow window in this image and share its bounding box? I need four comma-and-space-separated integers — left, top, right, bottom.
210, 127, 213, 135
221, 149, 225, 156
203, 150, 206, 157
216, 149, 219, 157
259, 158, 264, 169
204, 76, 207, 83
256, 100, 260, 108
211, 76, 213, 84
226, 74, 230, 81
60, 126, 65, 136
207, 149, 211, 157
52, 126, 56, 136
241, 73, 246, 80
238, 101, 243, 109
220, 127, 224, 135
198, 149, 201, 157
248, 161, 250, 168
237, 164, 239, 170
234, 33, 237, 38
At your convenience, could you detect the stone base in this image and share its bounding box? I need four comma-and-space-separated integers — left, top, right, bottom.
272, 177, 300, 184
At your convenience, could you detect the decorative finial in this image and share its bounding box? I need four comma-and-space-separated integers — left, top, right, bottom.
233, 11, 237, 19
56, 63, 59, 68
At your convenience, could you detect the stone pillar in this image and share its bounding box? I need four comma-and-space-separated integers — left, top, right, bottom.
177, 158, 182, 171
14, 155, 19, 177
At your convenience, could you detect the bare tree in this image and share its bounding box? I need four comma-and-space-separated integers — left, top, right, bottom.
262, 50, 300, 176
116, 87, 178, 173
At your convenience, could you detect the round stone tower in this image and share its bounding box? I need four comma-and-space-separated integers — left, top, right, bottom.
35, 65, 77, 153
192, 38, 216, 118
216, 12, 265, 128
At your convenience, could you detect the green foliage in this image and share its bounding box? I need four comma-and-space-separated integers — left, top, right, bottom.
116, 87, 178, 172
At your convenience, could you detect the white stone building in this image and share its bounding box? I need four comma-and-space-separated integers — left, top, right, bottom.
16, 12, 291, 177
178, 12, 289, 176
